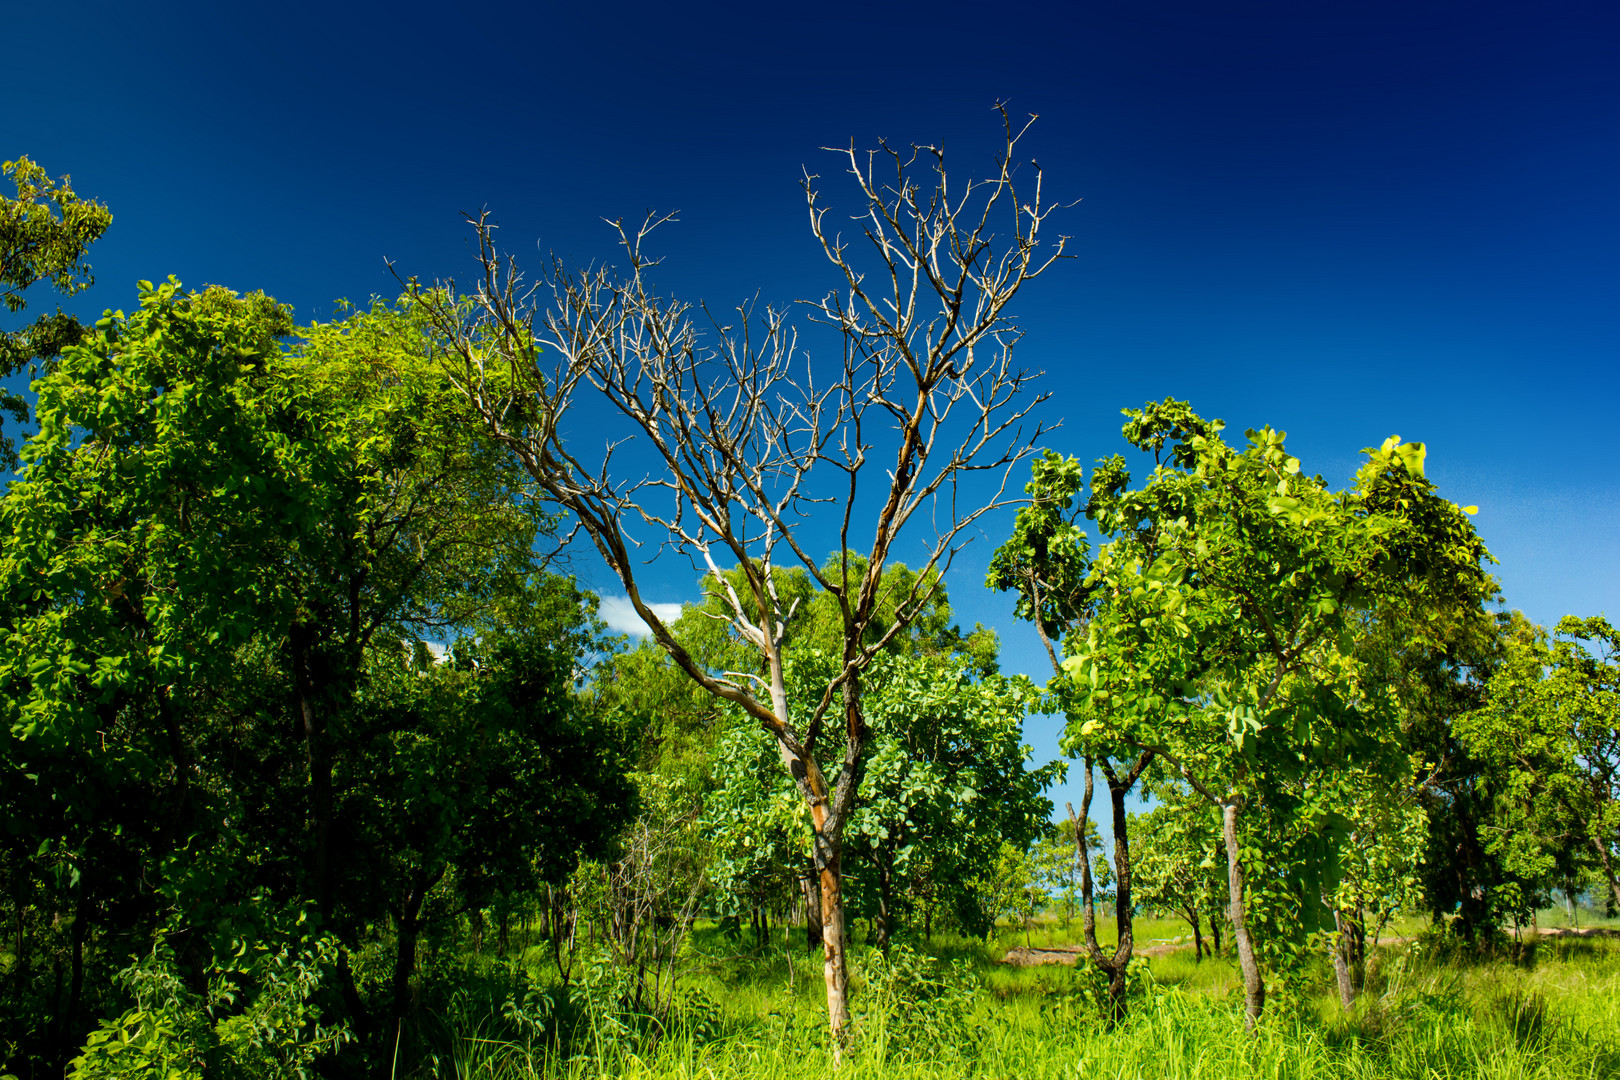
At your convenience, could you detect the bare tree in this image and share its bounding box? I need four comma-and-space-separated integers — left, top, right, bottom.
411, 107, 1069, 1045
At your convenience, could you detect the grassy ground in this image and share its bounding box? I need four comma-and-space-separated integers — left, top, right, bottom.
420, 911, 1620, 1080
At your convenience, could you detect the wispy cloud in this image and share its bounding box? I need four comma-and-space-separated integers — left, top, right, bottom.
598, 595, 683, 637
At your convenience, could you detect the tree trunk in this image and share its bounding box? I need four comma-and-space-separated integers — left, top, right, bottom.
48, 891, 90, 1069
817, 843, 850, 1046
335, 949, 374, 1047
1331, 908, 1355, 1011
1106, 780, 1135, 1013
11, 889, 23, 1000
48, 950, 62, 1062
291, 629, 337, 918
1073, 783, 1129, 1019
389, 868, 445, 1050
391, 895, 425, 1033
873, 845, 893, 954
1187, 907, 1204, 960
801, 871, 822, 951
67, 892, 86, 1031
1222, 801, 1265, 1027
1592, 834, 1620, 915
1209, 908, 1223, 957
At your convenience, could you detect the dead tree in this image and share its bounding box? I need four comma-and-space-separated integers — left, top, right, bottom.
414, 107, 1069, 1046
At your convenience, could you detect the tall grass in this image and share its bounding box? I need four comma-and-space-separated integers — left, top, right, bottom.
417, 933, 1620, 1080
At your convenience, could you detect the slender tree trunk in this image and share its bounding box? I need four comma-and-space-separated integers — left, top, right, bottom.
67, 893, 86, 1022
768, 661, 851, 1045
1072, 779, 1129, 1020
1349, 912, 1367, 992
48, 949, 63, 1060
11, 889, 23, 999
1222, 802, 1265, 1027
801, 871, 822, 951
1331, 908, 1355, 1011
1107, 780, 1135, 1012
388, 867, 445, 1063
1592, 835, 1620, 914
391, 897, 424, 1030
48, 891, 89, 1068
291, 629, 337, 917
817, 842, 850, 1043
1187, 907, 1204, 960
874, 846, 893, 954
309, 733, 335, 913
335, 949, 374, 1046
801, 661, 861, 1048
1209, 908, 1223, 957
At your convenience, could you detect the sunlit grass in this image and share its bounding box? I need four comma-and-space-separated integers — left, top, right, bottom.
416, 922, 1620, 1080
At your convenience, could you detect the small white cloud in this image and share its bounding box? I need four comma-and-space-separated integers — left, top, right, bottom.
598, 595, 683, 637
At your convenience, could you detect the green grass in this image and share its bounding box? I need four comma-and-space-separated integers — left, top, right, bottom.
411, 919, 1620, 1080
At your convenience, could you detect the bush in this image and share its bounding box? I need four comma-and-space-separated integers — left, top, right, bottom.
68, 929, 351, 1080
855, 942, 983, 1057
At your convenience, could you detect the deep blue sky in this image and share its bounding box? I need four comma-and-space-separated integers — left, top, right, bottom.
8, 1, 1618, 816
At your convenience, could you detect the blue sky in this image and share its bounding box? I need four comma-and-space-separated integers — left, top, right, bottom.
8, 1, 1618, 818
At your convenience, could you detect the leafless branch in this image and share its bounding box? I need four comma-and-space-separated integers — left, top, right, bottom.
409, 110, 1071, 1041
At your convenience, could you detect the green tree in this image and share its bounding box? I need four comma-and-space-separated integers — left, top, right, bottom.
0, 280, 632, 1072
1321, 765, 1429, 1007
1458, 613, 1620, 916
839, 651, 1057, 947
0, 156, 112, 469
984, 841, 1044, 947
989, 449, 1154, 1017
1063, 399, 1493, 1024
1030, 814, 1108, 929
703, 647, 1059, 951
1366, 603, 1511, 941
0, 281, 300, 1070
1130, 786, 1226, 960
673, 557, 1004, 952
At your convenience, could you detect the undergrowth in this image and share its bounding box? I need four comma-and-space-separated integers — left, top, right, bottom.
398, 932, 1620, 1080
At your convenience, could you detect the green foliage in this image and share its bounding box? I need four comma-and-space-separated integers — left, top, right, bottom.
1029, 816, 1108, 926
702, 648, 1058, 942
1129, 784, 1225, 946
703, 707, 808, 928
0, 156, 113, 469
0, 157, 110, 311
69, 925, 351, 1080
597, 637, 724, 781
979, 842, 1045, 942
0, 279, 632, 1074
1458, 612, 1620, 915
985, 449, 1091, 656
854, 942, 983, 1056
1060, 399, 1495, 1015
